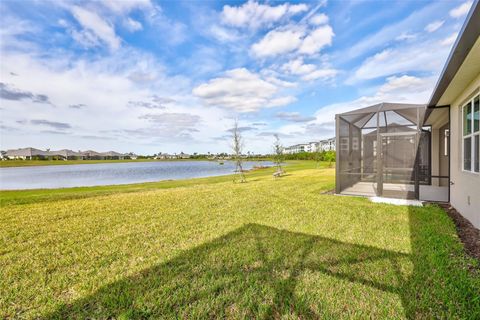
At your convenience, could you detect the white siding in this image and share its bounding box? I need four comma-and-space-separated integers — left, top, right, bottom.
450, 72, 480, 228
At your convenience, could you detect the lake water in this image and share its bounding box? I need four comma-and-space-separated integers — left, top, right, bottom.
0, 161, 272, 190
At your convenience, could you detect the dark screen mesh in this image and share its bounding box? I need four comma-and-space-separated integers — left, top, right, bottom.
336, 104, 429, 199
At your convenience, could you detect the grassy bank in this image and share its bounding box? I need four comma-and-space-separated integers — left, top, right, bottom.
1, 161, 479, 319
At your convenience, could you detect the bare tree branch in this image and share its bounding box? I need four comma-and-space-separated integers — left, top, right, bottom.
231, 119, 246, 183
273, 134, 284, 177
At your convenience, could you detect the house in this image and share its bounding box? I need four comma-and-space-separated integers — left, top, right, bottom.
335, 0, 480, 228
81, 150, 104, 160
427, 0, 480, 228
155, 153, 175, 159
5, 147, 49, 160
283, 144, 308, 154
124, 152, 138, 160
319, 138, 336, 151
178, 152, 191, 159
307, 141, 319, 153
50, 149, 85, 160
100, 151, 125, 160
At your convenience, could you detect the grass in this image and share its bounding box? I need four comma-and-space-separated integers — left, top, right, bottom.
1, 161, 479, 319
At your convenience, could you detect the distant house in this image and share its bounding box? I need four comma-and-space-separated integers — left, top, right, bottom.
155, 153, 176, 160
178, 152, 191, 159
100, 151, 125, 160
283, 144, 308, 154
319, 138, 336, 151
335, 1, 480, 228
51, 149, 85, 160
5, 147, 49, 160
124, 152, 138, 160
283, 140, 334, 154
82, 150, 104, 160
307, 142, 319, 153
4, 148, 132, 161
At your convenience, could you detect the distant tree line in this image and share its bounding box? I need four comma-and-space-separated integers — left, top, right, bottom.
283, 150, 336, 162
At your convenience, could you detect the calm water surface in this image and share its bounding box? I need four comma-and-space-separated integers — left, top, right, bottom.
0, 161, 272, 190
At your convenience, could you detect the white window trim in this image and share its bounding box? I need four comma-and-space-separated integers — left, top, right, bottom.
462, 94, 480, 174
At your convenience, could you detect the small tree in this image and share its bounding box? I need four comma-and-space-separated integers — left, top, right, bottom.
273, 134, 284, 174
231, 119, 246, 183
324, 150, 336, 167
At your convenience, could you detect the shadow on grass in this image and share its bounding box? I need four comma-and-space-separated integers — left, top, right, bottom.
47, 210, 479, 319
47, 224, 412, 319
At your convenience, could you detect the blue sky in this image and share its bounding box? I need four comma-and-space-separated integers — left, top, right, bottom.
0, 0, 474, 154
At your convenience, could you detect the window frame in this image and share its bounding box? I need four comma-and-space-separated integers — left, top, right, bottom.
462, 94, 480, 174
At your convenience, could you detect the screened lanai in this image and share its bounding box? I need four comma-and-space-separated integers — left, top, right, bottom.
335, 103, 436, 200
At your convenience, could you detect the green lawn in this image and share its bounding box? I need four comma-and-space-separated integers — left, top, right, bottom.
1, 161, 479, 319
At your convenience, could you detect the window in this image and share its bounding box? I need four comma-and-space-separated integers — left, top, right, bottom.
463, 94, 480, 173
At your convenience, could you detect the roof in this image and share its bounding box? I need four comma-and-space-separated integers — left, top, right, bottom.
5, 148, 126, 157
428, 0, 480, 107
339, 102, 426, 115
5, 147, 48, 157
337, 102, 426, 129
100, 151, 125, 156
51, 149, 83, 157
82, 150, 102, 156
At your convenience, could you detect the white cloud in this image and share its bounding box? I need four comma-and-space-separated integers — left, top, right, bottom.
124, 17, 143, 32
251, 27, 305, 57
424, 20, 444, 33
302, 68, 337, 81
320, 75, 435, 123
0, 13, 39, 52
0, 47, 234, 154
309, 13, 329, 26
440, 33, 458, 47
273, 75, 436, 142
192, 68, 296, 112
101, 0, 154, 15
282, 59, 316, 75
71, 28, 101, 48
146, 7, 188, 45
251, 24, 333, 58
276, 111, 315, 122
298, 25, 334, 54
281, 58, 337, 81
341, 1, 448, 61
221, 0, 308, 29
208, 24, 240, 42
70, 6, 121, 50
351, 37, 451, 81
449, 1, 473, 18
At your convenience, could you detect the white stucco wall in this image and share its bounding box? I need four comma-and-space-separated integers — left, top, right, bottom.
450, 72, 480, 228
